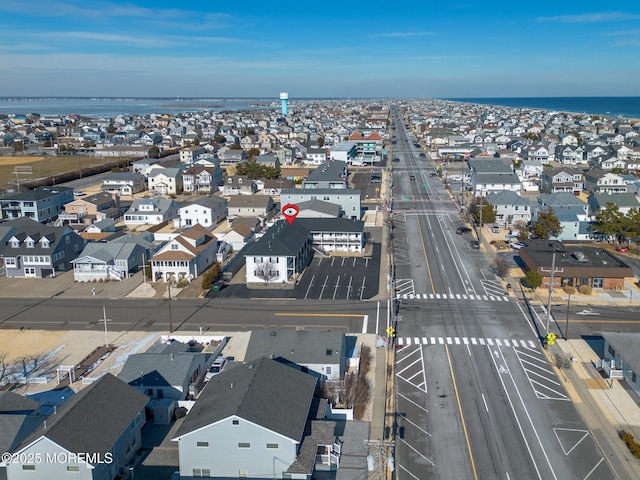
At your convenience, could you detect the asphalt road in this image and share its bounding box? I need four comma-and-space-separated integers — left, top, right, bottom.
389, 106, 614, 480
0, 297, 379, 336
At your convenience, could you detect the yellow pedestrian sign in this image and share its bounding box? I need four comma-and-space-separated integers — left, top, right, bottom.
546, 332, 556, 345
386, 326, 396, 338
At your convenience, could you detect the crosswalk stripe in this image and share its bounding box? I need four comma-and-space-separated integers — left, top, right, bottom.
398, 337, 404, 345
456, 294, 461, 299
438, 337, 444, 344
503, 296, 509, 302
479, 338, 486, 345
430, 337, 436, 344
495, 296, 502, 302
496, 339, 502, 346
528, 340, 536, 348
471, 337, 477, 345
504, 339, 510, 347
454, 337, 461, 345
463, 337, 469, 345
462, 294, 468, 299
429, 294, 434, 299
397, 336, 537, 349
446, 337, 452, 345
520, 340, 527, 347
414, 337, 420, 345
487, 338, 494, 346
483, 295, 489, 301
422, 337, 428, 344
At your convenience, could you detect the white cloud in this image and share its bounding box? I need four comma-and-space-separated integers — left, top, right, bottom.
537, 12, 640, 23
369, 31, 435, 38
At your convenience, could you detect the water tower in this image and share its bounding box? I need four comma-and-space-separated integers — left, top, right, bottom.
280, 92, 289, 116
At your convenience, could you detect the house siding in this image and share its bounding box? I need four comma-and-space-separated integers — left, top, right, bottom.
176, 417, 298, 479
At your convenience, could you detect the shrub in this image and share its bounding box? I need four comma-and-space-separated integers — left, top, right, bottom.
201, 262, 222, 290
578, 285, 592, 295
619, 430, 640, 459
563, 286, 577, 295
524, 271, 543, 289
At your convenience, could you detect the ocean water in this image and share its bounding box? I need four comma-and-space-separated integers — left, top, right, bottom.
0, 97, 277, 117
446, 97, 640, 120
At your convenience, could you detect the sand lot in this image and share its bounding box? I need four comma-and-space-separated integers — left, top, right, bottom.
0, 329, 159, 394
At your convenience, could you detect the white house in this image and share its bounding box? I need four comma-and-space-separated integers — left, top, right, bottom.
123, 197, 180, 226
172, 358, 335, 480
174, 196, 228, 229
147, 167, 183, 195
150, 223, 220, 283
486, 191, 532, 227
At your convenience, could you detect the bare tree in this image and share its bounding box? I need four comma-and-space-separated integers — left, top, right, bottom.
493, 256, 510, 278
254, 261, 278, 283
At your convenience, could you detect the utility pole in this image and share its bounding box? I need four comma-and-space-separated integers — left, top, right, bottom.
167, 283, 173, 336
543, 249, 563, 335
565, 292, 571, 341
100, 306, 111, 347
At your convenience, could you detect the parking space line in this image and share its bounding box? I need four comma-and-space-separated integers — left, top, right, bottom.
397, 392, 428, 413
304, 274, 315, 300
399, 463, 421, 480
397, 357, 422, 376
318, 275, 329, 299
399, 438, 435, 466
353, 257, 357, 267
332, 276, 340, 300
359, 277, 366, 301
345, 276, 353, 299
398, 412, 432, 437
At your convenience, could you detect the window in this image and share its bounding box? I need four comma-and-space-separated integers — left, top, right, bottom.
232, 419, 239, 425
5, 258, 16, 268
26, 240, 35, 248
11, 240, 19, 248
266, 443, 279, 449
326, 366, 332, 375
23, 465, 36, 471
197, 441, 209, 448
171, 244, 178, 250
67, 466, 80, 472
238, 442, 251, 448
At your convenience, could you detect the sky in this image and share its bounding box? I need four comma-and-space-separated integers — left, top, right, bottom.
1, 0, 639, 98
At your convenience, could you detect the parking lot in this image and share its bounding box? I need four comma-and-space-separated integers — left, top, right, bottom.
296, 244, 380, 300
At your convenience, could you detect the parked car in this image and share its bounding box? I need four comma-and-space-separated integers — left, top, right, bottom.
470, 240, 480, 249
616, 246, 629, 253
205, 356, 227, 381
510, 242, 527, 250
409, 175, 416, 181
456, 226, 472, 234
492, 225, 500, 233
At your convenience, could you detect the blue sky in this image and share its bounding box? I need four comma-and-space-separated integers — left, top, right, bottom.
1, 1, 639, 98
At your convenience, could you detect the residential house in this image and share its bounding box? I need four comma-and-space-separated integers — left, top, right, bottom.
302, 160, 348, 189
216, 224, 254, 251
587, 193, 640, 216
486, 191, 532, 227
244, 220, 313, 284
519, 159, 543, 178
518, 241, 633, 291
467, 158, 522, 196
147, 167, 184, 195
220, 176, 256, 196
535, 193, 592, 242
255, 154, 281, 170
180, 146, 206, 164
118, 340, 208, 402
0, 217, 85, 278
540, 168, 584, 195
101, 172, 146, 196
0, 391, 45, 470
5, 374, 147, 480
584, 170, 628, 194
182, 165, 223, 194
0, 186, 74, 223
243, 330, 349, 382
218, 148, 247, 165
174, 196, 228, 229
56, 192, 120, 227
305, 147, 329, 165
254, 178, 295, 196
228, 195, 274, 222
150, 223, 220, 282
130, 158, 161, 176
172, 357, 327, 480
600, 333, 640, 398
71, 241, 147, 282
123, 197, 180, 226
328, 141, 359, 164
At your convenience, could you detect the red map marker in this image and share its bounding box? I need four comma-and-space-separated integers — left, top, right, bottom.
282, 203, 299, 224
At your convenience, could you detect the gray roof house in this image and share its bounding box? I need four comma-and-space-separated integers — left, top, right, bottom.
118, 340, 208, 401
173, 357, 331, 480
296, 199, 341, 218
485, 191, 532, 226
601, 332, 640, 398
0, 186, 74, 223
71, 241, 147, 282
587, 192, 640, 215
281, 188, 361, 220
123, 197, 180, 226
0, 392, 44, 461
467, 158, 522, 197
5, 374, 147, 480
0, 217, 86, 278
101, 172, 146, 196
244, 330, 350, 382
302, 160, 348, 189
